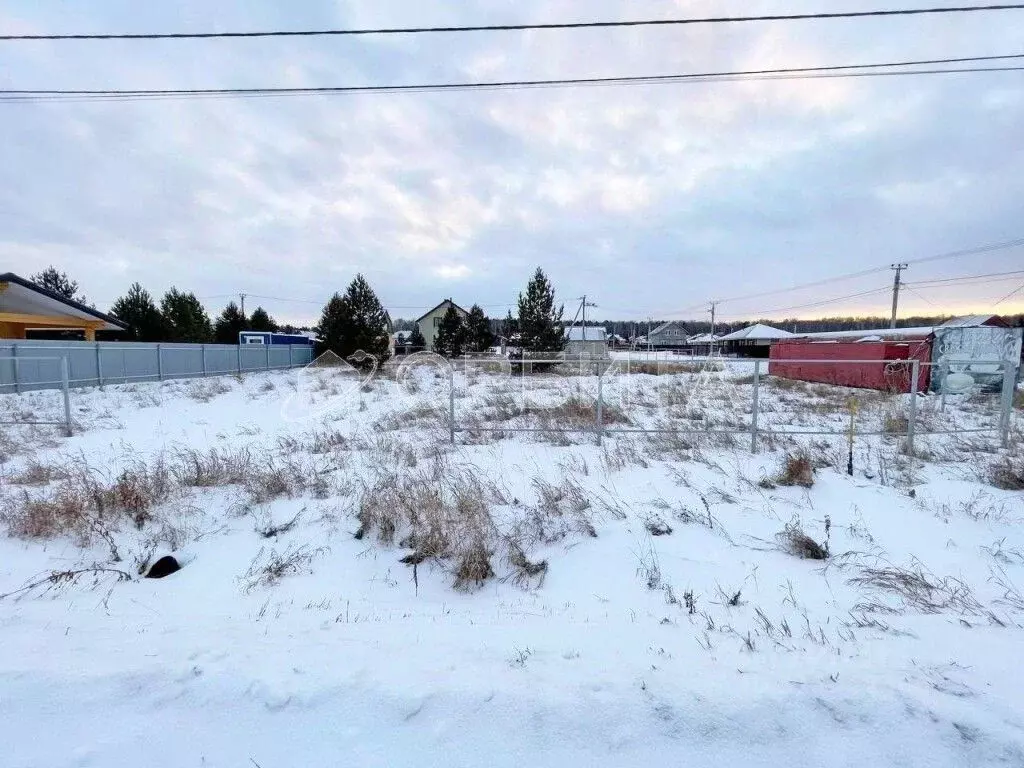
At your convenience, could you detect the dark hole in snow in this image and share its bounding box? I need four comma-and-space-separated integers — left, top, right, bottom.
145, 555, 181, 579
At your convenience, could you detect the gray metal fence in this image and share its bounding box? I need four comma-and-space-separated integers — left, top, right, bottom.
0, 340, 314, 393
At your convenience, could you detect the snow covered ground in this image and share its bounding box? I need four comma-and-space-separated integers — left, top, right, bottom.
0, 362, 1022, 768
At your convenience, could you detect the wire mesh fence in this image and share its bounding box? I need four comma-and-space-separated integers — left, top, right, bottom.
439, 353, 1019, 453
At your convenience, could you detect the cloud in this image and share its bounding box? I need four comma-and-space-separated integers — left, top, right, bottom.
1, 0, 1023, 325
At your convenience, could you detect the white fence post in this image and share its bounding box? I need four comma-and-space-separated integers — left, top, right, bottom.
999, 357, 1015, 448
288, 344, 294, 369
11, 343, 19, 394
95, 343, 104, 388
750, 359, 761, 453
596, 364, 604, 445
201, 344, 207, 377
157, 344, 163, 381
907, 359, 919, 457
448, 365, 456, 444
236, 345, 242, 375
61, 357, 72, 436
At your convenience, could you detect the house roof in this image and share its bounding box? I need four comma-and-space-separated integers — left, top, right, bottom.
565, 326, 607, 341
793, 326, 934, 341
938, 314, 1008, 329
0, 272, 127, 331
718, 323, 794, 342
686, 333, 721, 343
649, 321, 689, 336
414, 298, 468, 323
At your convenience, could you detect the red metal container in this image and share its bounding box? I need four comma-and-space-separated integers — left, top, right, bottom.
768, 340, 932, 393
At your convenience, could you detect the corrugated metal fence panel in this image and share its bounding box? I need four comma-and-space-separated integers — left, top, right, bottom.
0, 340, 313, 393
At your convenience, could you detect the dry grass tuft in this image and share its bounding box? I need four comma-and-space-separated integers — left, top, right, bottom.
849, 562, 983, 615
240, 544, 327, 592
8, 458, 69, 486
988, 456, 1024, 491
776, 451, 814, 488
777, 521, 829, 560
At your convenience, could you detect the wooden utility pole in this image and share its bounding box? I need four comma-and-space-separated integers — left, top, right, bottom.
889, 264, 907, 329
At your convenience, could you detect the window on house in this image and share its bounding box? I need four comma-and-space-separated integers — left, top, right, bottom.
434, 317, 442, 327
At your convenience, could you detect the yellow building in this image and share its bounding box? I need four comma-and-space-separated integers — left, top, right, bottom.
0, 272, 126, 340
414, 299, 468, 352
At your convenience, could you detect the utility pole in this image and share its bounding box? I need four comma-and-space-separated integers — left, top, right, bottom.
240, 292, 247, 318
709, 302, 717, 357
889, 264, 907, 329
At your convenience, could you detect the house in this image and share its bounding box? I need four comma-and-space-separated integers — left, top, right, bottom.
685, 332, 721, 356
414, 299, 468, 352
717, 323, 794, 358
238, 332, 315, 347
565, 326, 609, 359
0, 272, 126, 340
647, 321, 690, 349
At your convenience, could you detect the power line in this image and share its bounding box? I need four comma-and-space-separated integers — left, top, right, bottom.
719, 286, 894, 320
4, 5, 1023, 41
666, 236, 1024, 317
3, 54, 1024, 103
993, 281, 1024, 306
905, 268, 1024, 287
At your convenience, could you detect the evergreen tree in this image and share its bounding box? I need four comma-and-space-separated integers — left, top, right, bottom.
434, 305, 467, 358
502, 310, 519, 340
111, 283, 164, 342
465, 304, 494, 353
316, 274, 390, 369
249, 306, 279, 333
214, 301, 249, 344
31, 266, 86, 303
517, 268, 565, 354
408, 324, 426, 351
160, 287, 212, 343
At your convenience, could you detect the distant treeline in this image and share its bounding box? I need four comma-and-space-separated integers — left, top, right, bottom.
396, 313, 1024, 339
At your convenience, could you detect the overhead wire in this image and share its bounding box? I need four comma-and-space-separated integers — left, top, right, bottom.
3, 5, 1023, 40
3, 54, 1024, 103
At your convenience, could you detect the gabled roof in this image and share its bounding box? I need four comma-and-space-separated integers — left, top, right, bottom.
414, 298, 468, 323
565, 326, 607, 341
939, 314, 1008, 329
649, 321, 689, 336
0, 272, 127, 330
718, 323, 794, 342
686, 332, 720, 343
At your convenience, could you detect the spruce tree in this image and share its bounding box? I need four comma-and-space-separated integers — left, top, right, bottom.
465, 304, 494, 353
249, 306, 279, 333
214, 301, 249, 344
408, 324, 426, 351
517, 268, 565, 355
316, 274, 390, 368
161, 287, 213, 343
502, 310, 519, 341
31, 266, 86, 302
434, 305, 466, 358
111, 283, 164, 342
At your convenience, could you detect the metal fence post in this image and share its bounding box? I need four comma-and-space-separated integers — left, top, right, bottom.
750, 359, 761, 453
201, 344, 207, 377
907, 359, 919, 457
266, 344, 271, 371
288, 344, 294, 369
939, 359, 949, 411
60, 357, 72, 436
156, 344, 163, 381
12, 343, 19, 394
95, 342, 104, 388
596, 364, 604, 445
448, 365, 456, 444
999, 357, 1015, 448
237, 345, 242, 375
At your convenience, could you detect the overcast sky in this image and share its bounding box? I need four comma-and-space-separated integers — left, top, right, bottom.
2, 0, 1023, 326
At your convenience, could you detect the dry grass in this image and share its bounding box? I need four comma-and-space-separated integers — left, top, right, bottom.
8, 458, 69, 486
624, 361, 725, 376
172, 447, 253, 487
881, 409, 909, 436
849, 562, 983, 615
776, 451, 814, 488
777, 521, 829, 560
240, 544, 327, 592
988, 456, 1024, 491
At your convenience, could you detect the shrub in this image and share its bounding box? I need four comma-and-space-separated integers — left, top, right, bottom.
776, 451, 814, 488
989, 457, 1024, 491
777, 522, 829, 560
